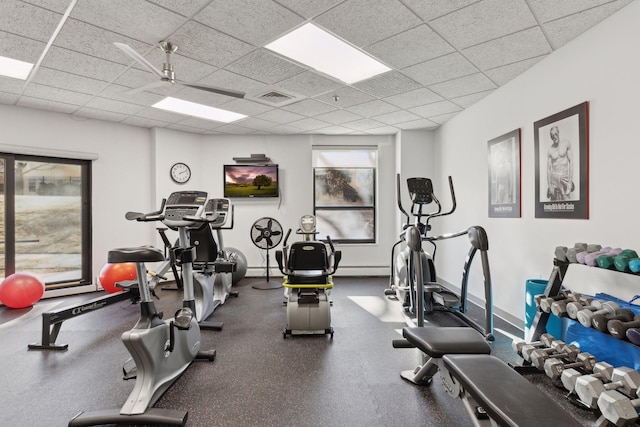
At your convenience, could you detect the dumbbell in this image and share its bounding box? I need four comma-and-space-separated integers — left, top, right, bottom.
565, 299, 602, 320
544, 352, 597, 381
535, 290, 570, 311
530, 342, 580, 370
511, 333, 555, 357
592, 309, 636, 332
586, 248, 622, 267
575, 366, 640, 409
566, 243, 588, 263
626, 328, 640, 346
597, 388, 640, 426
576, 245, 605, 264
577, 301, 620, 328
608, 315, 640, 339
521, 339, 565, 363
561, 361, 614, 393
551, 295, 593, 318
629, 258, 640, 273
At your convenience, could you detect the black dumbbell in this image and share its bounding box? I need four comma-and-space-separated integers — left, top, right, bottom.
608, 315, 640, 339
530, 342, 580, 370
578, 301, 620, 328
561, 361, 614, 393
566, 299, 603, 319
544, 352, 597, 381
592, 309, 635, 332
597, 387, 640, 426
511, 333, 555, 357
575, 366, 640, 409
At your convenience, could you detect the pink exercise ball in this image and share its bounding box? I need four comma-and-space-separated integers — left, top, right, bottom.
0, 273, 45, 309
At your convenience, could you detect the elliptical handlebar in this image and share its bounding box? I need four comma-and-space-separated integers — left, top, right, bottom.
282, 229, 292, 247
396, 174, 411, 228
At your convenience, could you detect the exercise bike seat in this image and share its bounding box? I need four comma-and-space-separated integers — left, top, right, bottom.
286, 241, 331, 285
108, 246, 165, 264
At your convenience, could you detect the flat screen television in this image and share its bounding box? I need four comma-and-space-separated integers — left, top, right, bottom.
224, 164, 279, 198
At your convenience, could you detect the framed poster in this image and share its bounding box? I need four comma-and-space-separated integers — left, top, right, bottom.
534, 102, 589, 219
488, 129, 521, 218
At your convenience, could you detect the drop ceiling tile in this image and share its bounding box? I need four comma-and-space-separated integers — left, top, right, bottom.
366, 25, 455, 69
282, 99, 337, 116
528, 0, 621, 23
402, 53, 478, 86
70, 0, 185, 45
316, 125, 359, 134
167, 123, 210, 133
365, 125, 400, 134
134, 107, 186, 123
213, 122, 257, 134
0, 92, 19, 104
276, 71, 343, 97
400, 0, 480, 21
542, 2, 631, 49
394, 118, 439, 130
226, 49, 305, 84
430, 0, 537, 49
485, 56, 546, 85
313, 109, 362, 125
274, 0, 343, 18
17, 95, 78, 114
217, 98, 275, 116
23, 83, 93, 106
0, 76, 27, 95
372, 109, 421, 125
429, 112, 459, 124
194, 0, 303, 45
41, 46, 129, 83
254, 108, 304, 124
288, 117, 332, 131
54, 19, 153, 65
268, 124, 305, 134
429, 73, 496, 99
346, 99, 400, 117
235, 117, 278, 130
463, 27, 552, 70
383, 87, 444, 109
353, 71, 421, 98
314, 0, 422, 47
409, 100, 461, 118
341, 118, 387, 131
313, 87, 376, 108
195, 70, 269, 97
121, 116, 170, 129
73, 107, 128, 123
451, 89, 494, 108
174, 116, 225, 129
0, 0, 61, 42
170, 21, 254, 68
20, 0, 74, 14
146, 0, 212, 18
99, 84, 166, 106
0, 31, 46, 63
31, 67, 109, 95
83, 97, 145, 115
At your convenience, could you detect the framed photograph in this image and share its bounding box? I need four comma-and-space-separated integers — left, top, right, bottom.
534, 102, 589, 219
488, 129, 521, 218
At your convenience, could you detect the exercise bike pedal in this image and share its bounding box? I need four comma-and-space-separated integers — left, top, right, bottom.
196, 349, 216, 361
384, 288, 396, 296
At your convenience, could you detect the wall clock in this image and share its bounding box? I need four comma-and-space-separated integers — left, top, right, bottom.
170, 162, 191, 184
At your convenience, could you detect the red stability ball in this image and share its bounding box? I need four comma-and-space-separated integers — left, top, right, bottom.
0, 273, 45, 309
99, 263, 137, 294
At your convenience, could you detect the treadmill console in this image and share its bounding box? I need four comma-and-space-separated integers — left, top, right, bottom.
204, 198, 232, 228
164, 190, 208, 227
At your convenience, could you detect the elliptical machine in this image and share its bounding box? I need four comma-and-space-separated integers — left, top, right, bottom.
276, 215, 341, 338
69, 198, 216, 427
386, 174, 494, 340
148, 192, 238, 329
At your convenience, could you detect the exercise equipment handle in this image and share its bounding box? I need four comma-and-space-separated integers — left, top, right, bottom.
396, 173, 410, 228
125, 198, 167, 222
282, 229, 292, 247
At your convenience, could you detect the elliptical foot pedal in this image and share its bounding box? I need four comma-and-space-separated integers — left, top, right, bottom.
433, 290, 461, 309
197, 349, 216, 361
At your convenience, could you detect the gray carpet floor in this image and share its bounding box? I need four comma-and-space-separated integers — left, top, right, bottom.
0, 276, 593, 426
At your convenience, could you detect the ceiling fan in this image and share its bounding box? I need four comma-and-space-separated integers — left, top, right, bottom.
114, 41, 245, 98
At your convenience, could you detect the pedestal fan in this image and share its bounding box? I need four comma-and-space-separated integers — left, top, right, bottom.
250, 217, 283, 290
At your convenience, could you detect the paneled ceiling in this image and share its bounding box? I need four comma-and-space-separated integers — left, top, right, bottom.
0, 0, 632, 135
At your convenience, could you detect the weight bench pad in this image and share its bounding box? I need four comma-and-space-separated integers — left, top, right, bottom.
403, 327, 491, 357
443, 354, 582, 427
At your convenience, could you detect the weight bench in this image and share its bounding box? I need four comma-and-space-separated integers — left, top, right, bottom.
399, 327, 582, 426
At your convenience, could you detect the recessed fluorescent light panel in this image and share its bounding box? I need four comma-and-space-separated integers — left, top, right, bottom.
0, 55, 34, 80
152, 97, 247, 123
265, 23, 391, 84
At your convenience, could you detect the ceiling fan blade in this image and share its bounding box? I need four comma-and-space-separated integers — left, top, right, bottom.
181, 83, 245, 99
125, 80, 172, 95
114, 42, 166, 79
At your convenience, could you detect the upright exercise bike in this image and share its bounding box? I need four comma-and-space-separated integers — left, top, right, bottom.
276, 215, 341, 338
386, 174, 494, 340
69, 198, 216, 426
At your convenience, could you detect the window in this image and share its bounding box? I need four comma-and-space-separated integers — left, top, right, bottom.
0, 154, 92, 290
312, 147, 377, 243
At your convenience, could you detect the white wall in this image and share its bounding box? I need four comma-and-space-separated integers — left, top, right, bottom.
432, 1, 640, 326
